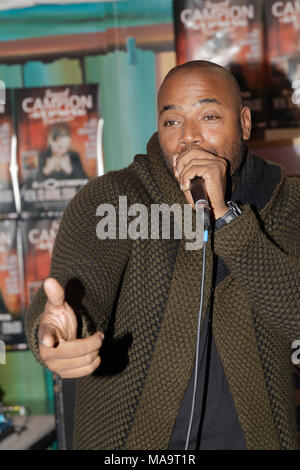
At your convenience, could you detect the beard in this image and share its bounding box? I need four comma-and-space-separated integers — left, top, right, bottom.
224, 136, 247, 177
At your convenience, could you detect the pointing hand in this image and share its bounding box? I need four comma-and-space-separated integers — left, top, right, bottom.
38, 277, 103, 378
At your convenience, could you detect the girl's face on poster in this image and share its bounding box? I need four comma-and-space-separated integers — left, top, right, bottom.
49, 135, 71, 158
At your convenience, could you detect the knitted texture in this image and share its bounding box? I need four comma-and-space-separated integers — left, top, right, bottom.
25, 132, 300, 449
213, 177, 300, 449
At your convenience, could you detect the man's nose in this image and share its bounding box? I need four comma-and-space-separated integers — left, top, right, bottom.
180, 119, 203, 146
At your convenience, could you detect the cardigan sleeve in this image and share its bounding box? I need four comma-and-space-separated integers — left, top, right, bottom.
213, 178, 300, 342
25, 173, 132, 365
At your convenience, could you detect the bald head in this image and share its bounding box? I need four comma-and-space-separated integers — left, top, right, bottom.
158, 60, 243, 113
157, 59, 252, 179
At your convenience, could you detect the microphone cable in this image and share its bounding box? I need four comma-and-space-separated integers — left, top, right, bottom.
184, 225, 209, 450
185, 177, 210, 450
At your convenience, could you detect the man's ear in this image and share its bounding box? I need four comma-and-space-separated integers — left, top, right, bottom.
240, 106, 252, 141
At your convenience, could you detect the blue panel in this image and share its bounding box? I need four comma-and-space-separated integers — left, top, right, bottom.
84, 48, 156, 173
0, 1, 172, 41
23, 61, 48, 87
0, 64, 23, 88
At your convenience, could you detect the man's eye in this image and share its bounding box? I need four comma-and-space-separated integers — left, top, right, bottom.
163, 120, 178, 127
203, 114, 219, 120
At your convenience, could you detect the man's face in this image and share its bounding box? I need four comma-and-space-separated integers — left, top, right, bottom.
157, 69, 251, 177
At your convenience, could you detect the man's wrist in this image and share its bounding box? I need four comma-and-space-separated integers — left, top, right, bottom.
215, 201, 242, 230
213, 205, 228, 219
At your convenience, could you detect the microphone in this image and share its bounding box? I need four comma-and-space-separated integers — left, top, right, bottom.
190, 176, 211, 229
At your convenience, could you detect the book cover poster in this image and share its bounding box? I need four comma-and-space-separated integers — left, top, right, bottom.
16, 84, 101, 214
265, 0, 300, 128
0, 220, 26, 349
22, 218, 60, 309
0, 90, 16, 216
173, 0, 267, 130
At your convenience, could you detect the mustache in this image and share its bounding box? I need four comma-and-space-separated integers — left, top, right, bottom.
178, 144, 221, 160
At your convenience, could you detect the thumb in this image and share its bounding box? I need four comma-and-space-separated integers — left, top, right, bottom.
42, 277, 78, 343
44, 277, 65, 308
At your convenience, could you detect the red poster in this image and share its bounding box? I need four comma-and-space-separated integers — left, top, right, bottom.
22, 218, 60, 308
265, 0, 300, 127
0, 220, 26, 349
16, 84, 101, 214
173, 0, 267, 132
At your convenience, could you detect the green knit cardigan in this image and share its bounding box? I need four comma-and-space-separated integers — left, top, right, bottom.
26, 132, 300, 450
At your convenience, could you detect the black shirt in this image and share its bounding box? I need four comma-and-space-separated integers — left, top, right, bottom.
168, 310, 247, 450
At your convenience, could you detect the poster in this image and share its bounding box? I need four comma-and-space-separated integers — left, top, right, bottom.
16, 84, 101, 214
265, 0, 300, 128
22, 218, 60, 309
173, 0, 267, 131
0, 90, 16, 216
0, 220, 26, 350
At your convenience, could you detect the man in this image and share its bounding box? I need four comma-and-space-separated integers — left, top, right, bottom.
26, 61, 300, 450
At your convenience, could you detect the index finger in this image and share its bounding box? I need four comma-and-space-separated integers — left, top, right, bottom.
176, 146, 222, 167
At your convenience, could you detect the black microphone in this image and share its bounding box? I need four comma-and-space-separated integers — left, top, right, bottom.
190, 176, 211, 229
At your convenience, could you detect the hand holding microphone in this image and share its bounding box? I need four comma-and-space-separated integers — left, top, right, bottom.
172, 146, 228, 220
